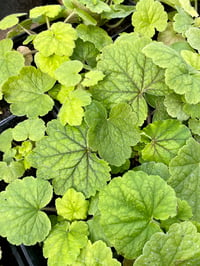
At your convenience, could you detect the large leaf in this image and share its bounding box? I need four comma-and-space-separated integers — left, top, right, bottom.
132, 0, 168, 38
28, 119, 110, 197
134, 222, 200, 265
3, 66, 55, 118
141, 119, 191, 165
74, 240, 120, 266
85, 101, 140, 166
33, 22, 77, 57
0, 39, 24, 92
43, 221, 88, 265
55, 188, 89, 221
169, 138, 200, 221
98, 170, 177, 259
91, 37, 168, 126
0, 176, 53, 245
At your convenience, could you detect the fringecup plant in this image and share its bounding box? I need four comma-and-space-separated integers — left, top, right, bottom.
0, 0, 200, 265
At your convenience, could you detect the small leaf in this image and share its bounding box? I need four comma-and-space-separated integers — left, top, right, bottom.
74, 240, 120, 266
134, 222, 200, 265
181, 50, 200, 71
56, 188, 89, 221
185, 27, 200, 53
99, 170, 177, 259
35, 53, 69, 78
132, 0, 168, 38
0, 161, 25, 183
82, 70, 105, 87
173, 8, 194, 34
141, 119, 191, 164
188, 118, 200, 136
0, 177, 53, 245
0, 129, 13, 152
169, 138, 200, 221
58, 88, 91, 126
33, 22, 77, 57
85, 101, 140, 166
43, 221, 88, 265
55, 60, 83, 86
30, 5, 62, 19
76, 24, 112, 51
0, 13, 26, 30
12, 118, 46, 141
3, 66, 55, 118
78, 0, 111, 14
179, 0, 198, 17
28, 119, 111, 197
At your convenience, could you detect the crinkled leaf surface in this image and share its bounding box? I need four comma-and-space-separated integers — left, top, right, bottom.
0, 176, 53, 245
55, 60, 83, 86
30, 5, 62, 19
0, 39, 24, 91
74, 240, 120, 266
82, 70, 105, 87
58, 88, 91, 126
0, 13, 26, 30
143, 42, 200, 104
3, 66, 55, 118
28, 119, 110, 197
56, 188, 89, 221
35, 53, 69, 78
169, 138, 200, 221
85, 101, 140, 166
0, 161, 25, 183
134, 222, 200, 265
33, 22, 77, 56
132, 0, 168, 38
98, 170, 177, 259
183, 102, 200, 118
164, 93, 189, 120
141, 119, 191, 165
43, 221, 88, 265
76, 24, 112, 51
12, 118, 46, 141
91, 38, 168, 126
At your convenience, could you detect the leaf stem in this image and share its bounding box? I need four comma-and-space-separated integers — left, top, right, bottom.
64, 10, 76, 23
42, 207, 57, 212
45, 16, 50, 29
106, 18, 125, 29
195, 0, 198, 12
19, 25, 33, 36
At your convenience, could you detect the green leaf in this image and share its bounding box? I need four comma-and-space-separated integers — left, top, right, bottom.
76, 24, 112, 51
143, 42, 200, 104
28, 119, 111, 197
134, 162, 170, 181
74, 240, 120, 266
179, 0, 198, 17
132, 0, 168, 38
183, 102, 200, 118
58, 88, 91, 126
75, 7, 97, 26
169, 138, 200, 221
35, 53, 69, 78
55, 60, 83, 86
102, 4, 135, 19
91, 38, 168, 126
33, 22, 77, 57
0, 39, 24, 92
173, 9, 194, 34
0, 161, 25, 183
0, 129, 13, 152
3, 66, 55, 118
164, 93, 189, 120
43, 221, 88, 265
30, 5, 62, 19
82, 70, 105, 87
0, 176, 53, 245
78, 0, 111, 14
0, 13, 26, 30
99, 170, 177, 259
55, 188, 89, 221
157, 22, 184, 45
185, 27, 200, 53
134, 222, 200, 265
181, 50, 200, 70
12, 118, 46, 141
71, 39, 99, 68
141, 119, 191, 165
188, 118, 200, 136
85, 101, 140, 166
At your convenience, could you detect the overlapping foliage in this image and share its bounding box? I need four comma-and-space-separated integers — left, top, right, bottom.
0, 0, 200, 265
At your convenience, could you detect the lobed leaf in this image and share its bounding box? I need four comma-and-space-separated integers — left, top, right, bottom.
98, 170, 177, 259
0, 176, 53, 245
